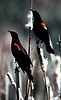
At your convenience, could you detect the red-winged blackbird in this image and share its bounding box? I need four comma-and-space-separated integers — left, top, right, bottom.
31, 10, 55, 54
8, 30, 33, 81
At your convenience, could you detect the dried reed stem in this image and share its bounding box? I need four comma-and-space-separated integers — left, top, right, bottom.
25, 0, 33, 100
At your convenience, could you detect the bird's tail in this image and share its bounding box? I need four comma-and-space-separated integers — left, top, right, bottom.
46, 44, 55, 54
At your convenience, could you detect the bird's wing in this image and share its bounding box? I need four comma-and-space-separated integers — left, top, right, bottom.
22, 48, 27, 55
13, 43, 27, 55
13, 43, 33, 66
19, 44, 33, 66
13, 42, 27, 57
21, 48, 33, 66
41, 22, 47, 30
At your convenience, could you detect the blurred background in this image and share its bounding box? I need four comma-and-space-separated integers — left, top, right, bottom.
0, 0, 61, 100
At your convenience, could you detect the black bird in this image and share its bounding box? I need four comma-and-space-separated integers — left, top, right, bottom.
31, 10, 55, 54
8, 30, 33, 81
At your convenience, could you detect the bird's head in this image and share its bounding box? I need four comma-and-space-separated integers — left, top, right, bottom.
8, 30, 19, 41
8, 30, 18, 37
30, 9, 42, 22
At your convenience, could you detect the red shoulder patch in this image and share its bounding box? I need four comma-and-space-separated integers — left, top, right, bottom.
41, 22, 47, 30
14, 43, 20, 51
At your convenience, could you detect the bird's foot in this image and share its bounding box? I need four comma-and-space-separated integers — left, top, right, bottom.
36, 39, 43, 48
14, 66, 20, 73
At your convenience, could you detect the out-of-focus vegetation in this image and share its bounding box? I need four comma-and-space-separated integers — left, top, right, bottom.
0, 0, 61, 100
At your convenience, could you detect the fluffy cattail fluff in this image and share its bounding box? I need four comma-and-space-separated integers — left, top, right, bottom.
25, 11, 33, 30
36, 40, 48, 72
6, 72, 16, 89
7, 72, 24, 100
49, 55, 61, 96
28, 96, 35, 100
54, 89, 61, 100
40, 48, 48, 72
53, 56, 61, 91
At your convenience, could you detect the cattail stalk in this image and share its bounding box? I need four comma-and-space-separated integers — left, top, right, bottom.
48, 86, 50, 100
25, 0, 33, 100
28, 0, 33, 98
36, 40, 48, 100
59, 34, 61, 92
59, 34, 61, 57
6, 71, 24, 100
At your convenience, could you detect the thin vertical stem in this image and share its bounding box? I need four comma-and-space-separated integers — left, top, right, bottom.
15, 67, 20, 100
30, 0, 33, 9
43, 72, 48, 100
59, 34, 61, 57
28, 0, 33, 56
48, 86, 50, 100
28, 26, 31, 56
25, 0, 33, 100
59, 34, 61, 91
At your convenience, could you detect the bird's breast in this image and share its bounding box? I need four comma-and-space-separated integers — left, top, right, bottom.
33, 22, 43, 39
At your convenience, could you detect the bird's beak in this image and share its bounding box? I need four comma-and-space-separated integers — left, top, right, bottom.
8, 30, 11, 33
30, 9, 34, 12
8, 30, 12, 36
